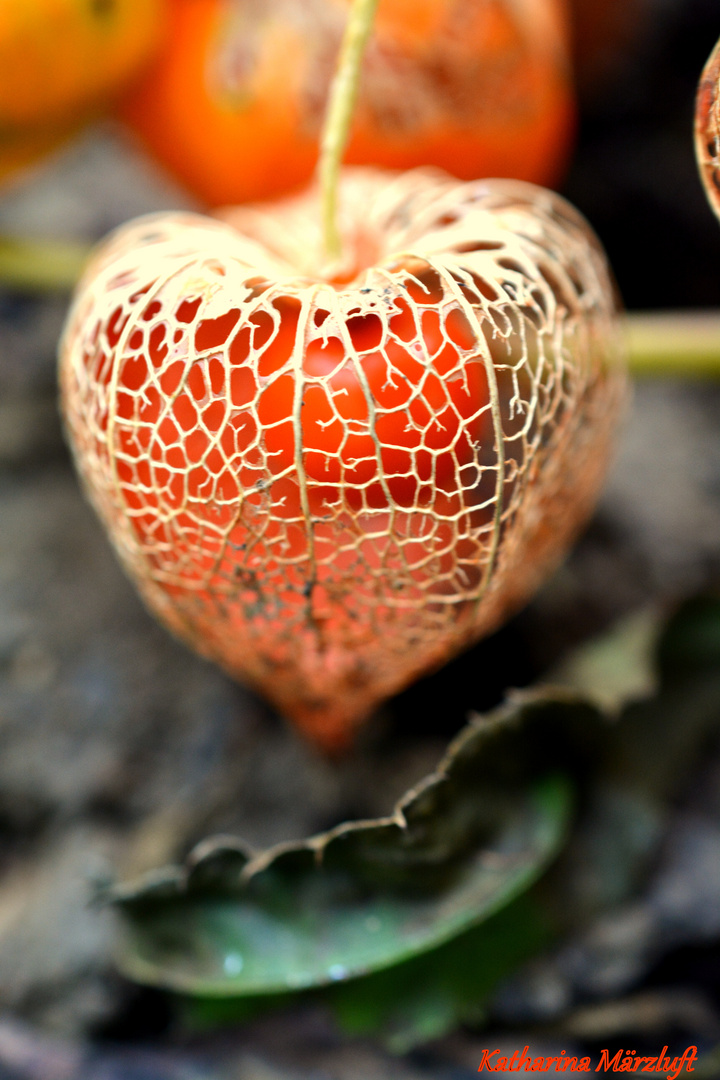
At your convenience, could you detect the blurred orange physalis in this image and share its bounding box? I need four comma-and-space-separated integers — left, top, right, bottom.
0, 0, 166, 188
118, 0, 575, 207
59, 168, 625, 751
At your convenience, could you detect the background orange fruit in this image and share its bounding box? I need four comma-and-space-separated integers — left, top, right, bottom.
118, 0, 575, 207
0, 0, 167, 188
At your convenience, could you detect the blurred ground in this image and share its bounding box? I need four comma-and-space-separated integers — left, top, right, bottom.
1, 0, 720, 1077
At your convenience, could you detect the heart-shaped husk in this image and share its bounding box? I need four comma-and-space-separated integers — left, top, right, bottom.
59, 168, 626, 751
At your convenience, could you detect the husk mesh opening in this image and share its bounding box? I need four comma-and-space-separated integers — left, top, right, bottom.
59, 169, 626, 749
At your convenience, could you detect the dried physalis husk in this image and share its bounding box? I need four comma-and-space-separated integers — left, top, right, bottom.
59, 168, 626, 751
696, 34, 720, 222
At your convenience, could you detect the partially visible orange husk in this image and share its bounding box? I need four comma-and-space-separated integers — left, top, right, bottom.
0, 0, 166, 188
59, 168, 626, 751
118, 0, 575, 208
696, 33, 720, 224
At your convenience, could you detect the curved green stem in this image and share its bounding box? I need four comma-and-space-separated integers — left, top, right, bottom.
0, 235, 90, 293
317, 0, 380, 263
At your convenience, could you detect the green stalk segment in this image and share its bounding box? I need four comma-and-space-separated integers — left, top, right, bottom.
625, 310, 720, 378
0, 235, 90, 292
318, 0, 381, 263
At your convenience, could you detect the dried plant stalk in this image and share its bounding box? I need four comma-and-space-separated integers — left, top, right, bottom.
59, 168, 626, 750
696, 34, 720, 223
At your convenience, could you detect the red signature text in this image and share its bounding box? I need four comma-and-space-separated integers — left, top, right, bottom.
477, 1045, 698, 1079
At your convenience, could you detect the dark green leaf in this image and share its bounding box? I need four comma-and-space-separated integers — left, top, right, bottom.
327, 891, 551, 1053
109, 694, 590, 996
